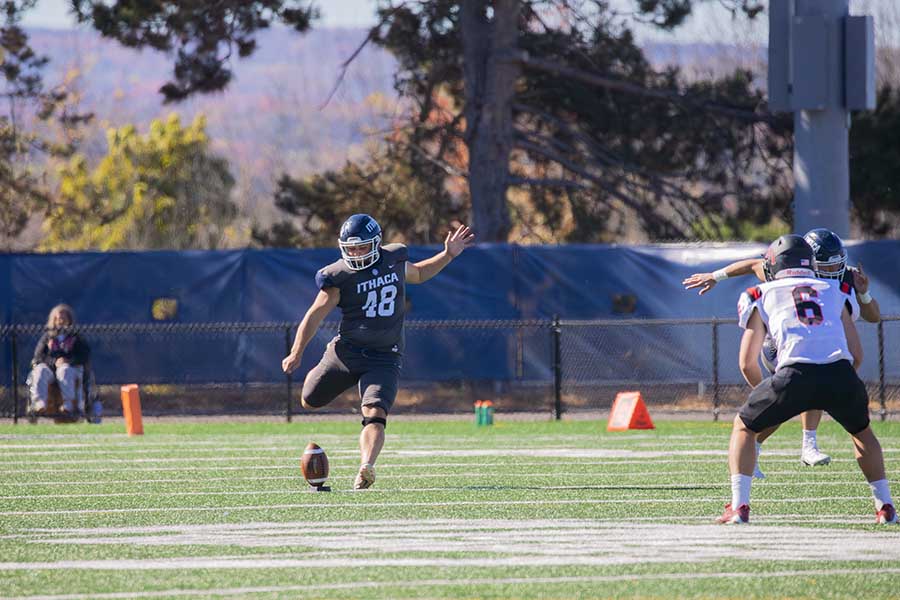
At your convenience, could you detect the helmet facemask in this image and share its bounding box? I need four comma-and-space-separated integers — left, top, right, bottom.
814, 252, 846, 280
339, 235, 381, 271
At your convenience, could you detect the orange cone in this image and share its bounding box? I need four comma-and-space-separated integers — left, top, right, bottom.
120, 384, 144, 436
607, 391, 654, 431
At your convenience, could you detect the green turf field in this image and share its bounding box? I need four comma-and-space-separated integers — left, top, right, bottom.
1, 418, 899, 599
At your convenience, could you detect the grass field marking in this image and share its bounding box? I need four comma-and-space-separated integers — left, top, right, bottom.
0, 468, 856, 488
0, 432, 883, 445
0, 474, 866, 495
0, 454, 360, 466
0, 494, 879, 517
0, 438, 349, 448
2, 439, 891, 466
0, 479, 880, 501
7, 454, 895, 476
0, 470, 733, 488
7, 567, 900, 600
0, 432, 726, 445
3, 456, 899, 478
4, 448, 707, 467
7, 449, 900, 475
4, 521, 900, 570
5, 512, 881, 545
16, 514, 885, 538
7, 436, 866, 453
390, 447, 900, 458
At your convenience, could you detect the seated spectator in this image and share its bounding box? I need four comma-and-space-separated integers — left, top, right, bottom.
27, 304, 91, 415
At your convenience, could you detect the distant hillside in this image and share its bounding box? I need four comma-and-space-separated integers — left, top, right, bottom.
25, 27, 766, 232
643, 42, 766, 84
29, 26, 400, 222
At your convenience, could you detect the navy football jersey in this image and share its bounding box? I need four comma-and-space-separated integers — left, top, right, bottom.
315, 243, 408, 352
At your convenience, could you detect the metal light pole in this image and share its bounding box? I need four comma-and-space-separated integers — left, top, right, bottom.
768, 0, 875, 238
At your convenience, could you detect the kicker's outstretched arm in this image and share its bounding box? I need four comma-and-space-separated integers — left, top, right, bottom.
683, 258, 765, 295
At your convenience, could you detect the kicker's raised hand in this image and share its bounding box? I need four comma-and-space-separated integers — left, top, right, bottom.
445, 224, 475, 257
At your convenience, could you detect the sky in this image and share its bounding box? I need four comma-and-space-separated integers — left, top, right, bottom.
23, 0, 380, 29
21, 0, 769, 45
20, 0, 885, 47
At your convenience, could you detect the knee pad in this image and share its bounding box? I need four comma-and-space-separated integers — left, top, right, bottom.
361, 416, 387, 428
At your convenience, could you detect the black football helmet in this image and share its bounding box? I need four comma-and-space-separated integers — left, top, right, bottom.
339, 214, 382, 271
763, 234, 817, 281
803, 228, 847, 280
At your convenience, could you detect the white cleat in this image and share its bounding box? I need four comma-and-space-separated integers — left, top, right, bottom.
353, 463, 375, 490
801, 446, 831, 467
30, 399, 47, 413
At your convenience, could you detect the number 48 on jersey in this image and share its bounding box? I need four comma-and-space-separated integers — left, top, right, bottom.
362, 285, 397, 318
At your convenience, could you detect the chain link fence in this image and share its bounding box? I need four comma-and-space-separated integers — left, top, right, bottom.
2, 317, 898, 422
559, 318, 720, 415
561, 317, 897, 420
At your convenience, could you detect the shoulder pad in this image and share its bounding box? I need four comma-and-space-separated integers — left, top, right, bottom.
382, 243, 409, 262
315, 268, 334, 290
315, 261, 348, 290
737, 286, 763, 329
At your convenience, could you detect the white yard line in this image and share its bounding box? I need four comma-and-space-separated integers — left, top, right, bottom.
0, 495, 875, 517
3, 520, 900, 571
5, 455, 896, 476
2, 439, 851, 456
8, 568, 900, 600
4, 430, 894, 443
0, 471, 857, 492
15, 447, 900, 465
0, 480, 873, 501
0, 434, 734, 449
0, 470, 721, 488
0, 455, 355, 466
13, 516, 883, 537
0, 469, 851, 488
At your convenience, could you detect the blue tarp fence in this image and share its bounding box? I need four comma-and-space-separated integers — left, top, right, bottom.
2, 242, 899, 390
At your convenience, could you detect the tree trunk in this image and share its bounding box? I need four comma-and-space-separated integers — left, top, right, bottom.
461, 0, 519, 242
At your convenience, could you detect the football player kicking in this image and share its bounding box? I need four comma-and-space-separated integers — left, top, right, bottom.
683, 229, 880, 475
282, 214, 474, 490
717, 234, 896, 525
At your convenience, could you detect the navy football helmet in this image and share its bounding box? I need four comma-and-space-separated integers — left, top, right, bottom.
763, 235, 816, 281
339, 214, 382, 271
804, 228, 847, 280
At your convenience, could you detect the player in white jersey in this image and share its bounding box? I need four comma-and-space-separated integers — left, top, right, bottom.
683, 228, 881, 474
717, 235, 896, 525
